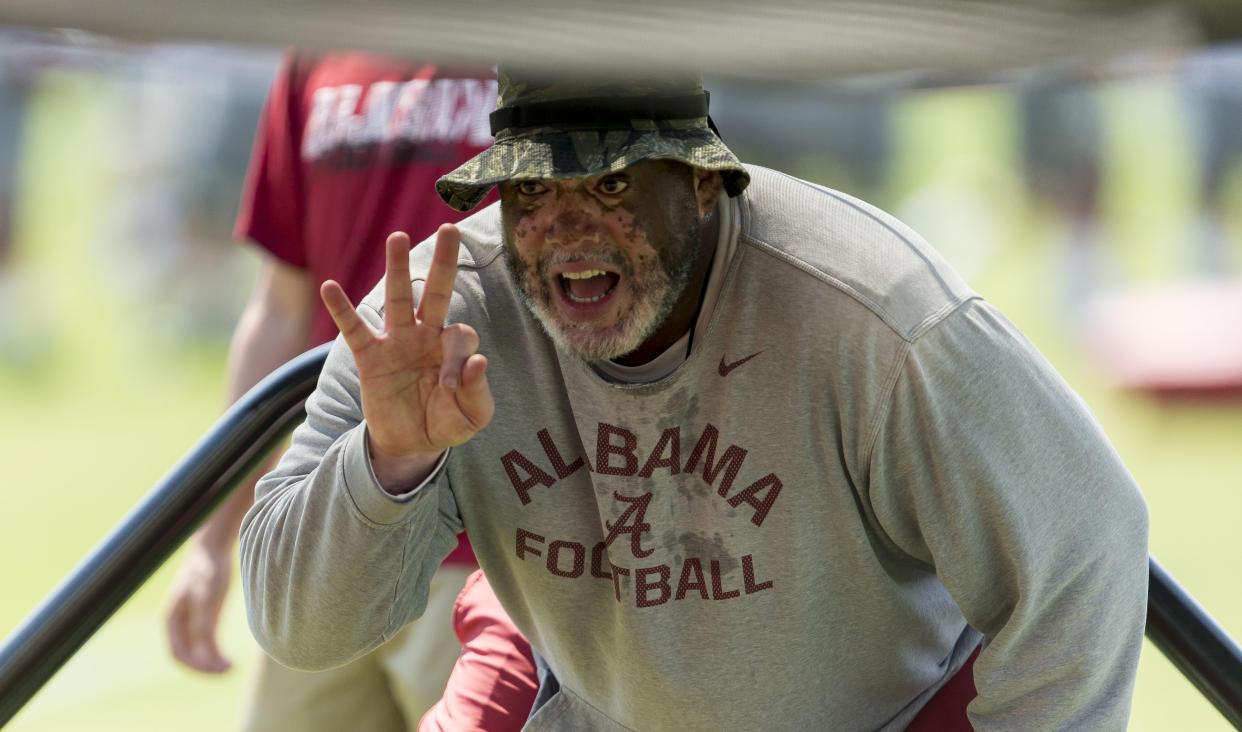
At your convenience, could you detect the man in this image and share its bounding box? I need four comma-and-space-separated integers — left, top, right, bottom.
165, 49, 529, 731
241, 67, 1149, 730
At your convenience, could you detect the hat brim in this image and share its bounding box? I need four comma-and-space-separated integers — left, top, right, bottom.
435, 127, 749, 212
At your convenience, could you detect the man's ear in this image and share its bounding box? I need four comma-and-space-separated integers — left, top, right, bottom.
692, 169, 724, 217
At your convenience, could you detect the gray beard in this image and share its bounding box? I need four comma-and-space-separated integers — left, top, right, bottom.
502, 236, 696, 363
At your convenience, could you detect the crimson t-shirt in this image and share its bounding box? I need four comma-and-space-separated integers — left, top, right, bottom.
235, 49, 496, 564
236, 48, 497, 345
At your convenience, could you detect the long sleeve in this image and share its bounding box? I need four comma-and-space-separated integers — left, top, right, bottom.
866, 298, 1149, 730
239, 303, 463, 671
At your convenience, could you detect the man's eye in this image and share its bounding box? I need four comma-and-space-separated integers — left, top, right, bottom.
599, 178, 628, 195
517, 181, 546, 195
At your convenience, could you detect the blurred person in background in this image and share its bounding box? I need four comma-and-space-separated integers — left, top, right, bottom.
163, 48, 535, 731
0, 28, 114, 365
1018, 67, 1106, 313
0, 30, 44, 364
0, 45, 28, 359
706, 77, 893, 206
0, 54, 24, 271
98, 43, 276, 342
1078, 46, 1242, 399
1181, 43, 1242, 276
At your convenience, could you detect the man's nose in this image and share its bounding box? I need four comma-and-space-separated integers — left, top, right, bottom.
544, 198, 604, 248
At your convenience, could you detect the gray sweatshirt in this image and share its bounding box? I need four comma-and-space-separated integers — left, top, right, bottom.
241, 165, 1149, 731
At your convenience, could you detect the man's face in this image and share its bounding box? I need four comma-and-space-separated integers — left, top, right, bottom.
499, 159, 714, 362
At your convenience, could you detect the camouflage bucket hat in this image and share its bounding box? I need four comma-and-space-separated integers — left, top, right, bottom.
435, 66, 750, 212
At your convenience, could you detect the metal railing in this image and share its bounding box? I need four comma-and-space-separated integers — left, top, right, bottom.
1147, 558, 1242, 728
0, 343, 330, 727
1, 341, 1240, 728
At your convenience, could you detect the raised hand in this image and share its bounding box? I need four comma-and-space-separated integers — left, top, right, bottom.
320, 225, 493, 492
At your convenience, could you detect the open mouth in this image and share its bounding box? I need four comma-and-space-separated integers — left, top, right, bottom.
559, 269, 621, 304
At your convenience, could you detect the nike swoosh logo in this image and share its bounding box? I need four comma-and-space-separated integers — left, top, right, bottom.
718, 351, 762, 377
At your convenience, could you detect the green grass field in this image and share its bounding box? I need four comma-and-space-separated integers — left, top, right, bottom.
1, 70, 1240, 730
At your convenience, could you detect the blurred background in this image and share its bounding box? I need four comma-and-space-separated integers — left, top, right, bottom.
0, 10, 1240, 731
